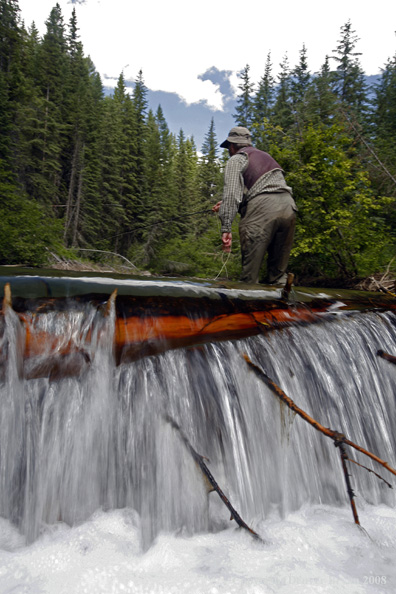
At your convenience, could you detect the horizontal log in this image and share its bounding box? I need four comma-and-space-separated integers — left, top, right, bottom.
1, 276, 396, 380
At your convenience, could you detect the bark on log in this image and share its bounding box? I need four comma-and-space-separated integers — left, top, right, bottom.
1, 277, 396, 380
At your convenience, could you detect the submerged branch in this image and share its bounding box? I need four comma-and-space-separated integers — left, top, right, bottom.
377, 350, 396, 366
335, 439, 360, 525
163, 414, 262, 542
346, 457, 393, 489
242, 354, 396, 478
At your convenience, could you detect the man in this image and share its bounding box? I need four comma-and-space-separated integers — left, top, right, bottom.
213, 126, 297, 285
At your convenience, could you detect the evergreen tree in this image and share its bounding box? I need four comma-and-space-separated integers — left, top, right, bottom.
0, 0, 23, 177
0, 0, 21, 75
28, 3, 69, 206
233, 64, 254, 128
97, 91, 129, 251
131, 69, 148, 225
305, 56, 338, 126
370, 51, 396, 225
272, 54, 294, 130
138, 107, 175, 266
252, 52, 275, 141
77, 57, 106, 247
199, 119, 221, 198
171, 130, 199, 239
331, 20, 368, 120
63, 8, 93, 246
374, 53, 396, 157
291, 44, 311, 129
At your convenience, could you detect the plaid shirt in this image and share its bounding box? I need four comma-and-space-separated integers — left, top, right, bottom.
219, 152, 294, 233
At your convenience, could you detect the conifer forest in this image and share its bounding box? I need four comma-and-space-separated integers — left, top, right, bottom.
1, 1, 396, 285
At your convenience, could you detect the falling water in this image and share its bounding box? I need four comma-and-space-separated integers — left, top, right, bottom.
1, 297, 396, 555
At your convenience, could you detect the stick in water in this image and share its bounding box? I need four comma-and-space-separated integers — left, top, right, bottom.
163, 414, 262, 541
242, 354, 396, 477
242, 353, 396, 526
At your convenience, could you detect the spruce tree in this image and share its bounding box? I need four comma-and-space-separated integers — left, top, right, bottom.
77, 57, 105, 248
29, 3, 69, 206
0, 0, 23, 178
272, 54, 294, 130
253, 52, 275, 143
233, 64, 254, 128
371, 52, 396, 210
199, 119, 221, 197
139, 107, 175, 266
331, 20, 368, 121
291, 44, 311, 129
63, 8, 93, 246
131, 69, 148, 225
305, 56, 338, 126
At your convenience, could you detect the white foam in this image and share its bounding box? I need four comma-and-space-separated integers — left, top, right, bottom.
1, 504, 395, 593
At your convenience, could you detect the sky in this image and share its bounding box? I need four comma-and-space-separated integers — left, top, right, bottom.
17, 0, 396, 148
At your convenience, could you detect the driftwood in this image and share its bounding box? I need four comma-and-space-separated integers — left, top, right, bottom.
242, 354, 396, 526
164, 414, 262, 541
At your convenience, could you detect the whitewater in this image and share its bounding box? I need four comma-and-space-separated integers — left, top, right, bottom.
1, 295, 396, 593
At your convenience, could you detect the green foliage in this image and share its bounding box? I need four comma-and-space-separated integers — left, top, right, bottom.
1, 4, 395, 286
254, 121, 393, 279
151, 217, 241, 280
0, 182, 62, 265
233, 65, 255, 128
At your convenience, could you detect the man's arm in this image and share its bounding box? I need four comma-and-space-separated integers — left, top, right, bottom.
218, 153, 246, 233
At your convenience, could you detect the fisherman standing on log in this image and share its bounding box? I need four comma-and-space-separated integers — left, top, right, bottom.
213, 127, 297, 286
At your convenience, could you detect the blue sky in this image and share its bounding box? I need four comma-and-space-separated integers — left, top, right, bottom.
18, 0, 396, 149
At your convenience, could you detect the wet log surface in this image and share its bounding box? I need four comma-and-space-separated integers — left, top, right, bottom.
1, 272, 396, 379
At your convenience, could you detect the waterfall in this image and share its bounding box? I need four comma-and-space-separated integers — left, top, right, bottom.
1, 297, 396, 549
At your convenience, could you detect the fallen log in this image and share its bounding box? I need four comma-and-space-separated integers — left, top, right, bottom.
1, 275, 396, 380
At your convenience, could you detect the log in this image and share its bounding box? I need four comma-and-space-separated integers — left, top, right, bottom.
1, 276, 396, 380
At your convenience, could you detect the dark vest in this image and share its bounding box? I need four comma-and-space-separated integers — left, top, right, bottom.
237, 146, 282, 190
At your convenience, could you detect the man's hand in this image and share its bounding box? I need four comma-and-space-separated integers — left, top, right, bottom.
212, 200, 222, 213
221, 232, 232, 253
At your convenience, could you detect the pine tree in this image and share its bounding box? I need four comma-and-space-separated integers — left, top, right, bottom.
63, 8, 92, 246
370, 51, 396, 201
131, 69, 148, 225
272, 54, 294, 130
291, 44, 311, 129
138, 107, 175, 265
252, 52, 275, 141
305, 56, 338, 126
331, 20, 368, 120
28, 3, 69, 206
97, 88, 129, 251
77, 57, 106, 247
0, 0, 23, 178
0, 0, 21, 75
198, 118, 222, 230
233, 64, 254, 128
171, 130, 199, 239
374, 53, 396, 151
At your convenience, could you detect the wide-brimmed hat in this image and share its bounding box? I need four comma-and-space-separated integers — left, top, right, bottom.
220, 126, 252, 148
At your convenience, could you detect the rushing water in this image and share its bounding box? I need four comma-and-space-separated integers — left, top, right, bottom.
1, 297, 396, 592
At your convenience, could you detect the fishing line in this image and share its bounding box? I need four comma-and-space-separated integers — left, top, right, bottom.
213, 252, 230, 280
213, 213, 230, 280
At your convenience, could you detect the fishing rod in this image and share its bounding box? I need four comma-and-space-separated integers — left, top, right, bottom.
106, 208, 215, 240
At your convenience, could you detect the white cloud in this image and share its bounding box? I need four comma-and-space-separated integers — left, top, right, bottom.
19, 0, 396, 110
